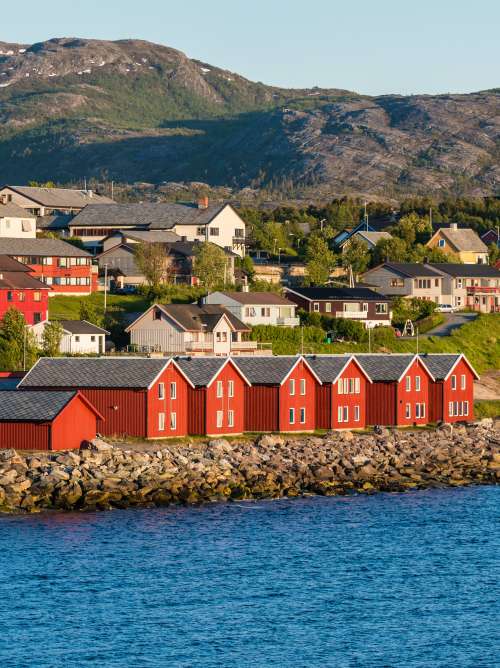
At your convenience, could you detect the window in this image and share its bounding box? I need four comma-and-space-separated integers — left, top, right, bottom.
18, 292, 25, 302
338, 378, 344, 394
300, 379, 306, 395
416, 279, 431, 290
438, 239, 445, 247
354, 378, 360, 394
153, 309, 162, 320
300, 408, 306, 424
405, 403, 411, 419
390, 278, 404, 288
227, 410, 234, 427
375, 303, 388, 314
209, 227, 220, 236
228, 380, 234, 397
216, 411, 223, 428
313, 302, 320, 312
196, 226, 205, 236
170, 413, 177, 430
41, 256, 53, 265
453, 401, 459, 416
344, 302, 360, 312
260, 307, 270, 317
435, 279, 439, 287
216, 331, 228, 342
216, 381, 223, 398
342, 406, 348, 422
158, 383, 165, 400
33, 313, 41, 324
464, 401, 469, 416
158, 412, 165, 431
458, 402, 463, 417
234, 228, 244, 238
460, 374, 466, 390
289, 379, 295, 396
405, 376, 411, 392
456, 278, 463, 289
362, 303, 369, 312
348, 378, 355, 394
289, 408, 295, 424
354, 405, 360, 422
416, 403, 424, 419
7, 291, 13, 301
415, 375, 421, 392
337, 406, 343, 423
343, 378, 349, 394
325, 302, 332, 312
451, 375, 457, 390
449, 401, 454, 417
170, 382, 177, 399
90, 335, 95, 342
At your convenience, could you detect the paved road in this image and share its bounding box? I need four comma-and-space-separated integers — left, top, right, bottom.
425, 312, 478, 337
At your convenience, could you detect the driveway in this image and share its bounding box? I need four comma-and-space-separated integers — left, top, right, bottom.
426, 312, 478, 337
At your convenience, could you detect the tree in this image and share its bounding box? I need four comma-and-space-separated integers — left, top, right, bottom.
395, 212, 432, 244
135, 242, 169, 294
305, 234, 335, 286
341, 237, 370, 277
79, 300, 103, 327
41, 321, 64, 357
488, 243, 500, 266
194, 242, 229, 291
372, 237, 409, 265
0, 308, 38, 371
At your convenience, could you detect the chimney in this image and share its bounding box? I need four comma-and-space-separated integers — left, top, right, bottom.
197, 196, 209, 210
450, 222, 458, 231
242, 276, 249, 292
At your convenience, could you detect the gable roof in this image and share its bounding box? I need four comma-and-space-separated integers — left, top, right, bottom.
366, 262, 443, 278
18, 357, 172, 389
0, 238, 91, 257
354, 354, 433, 382
68, 202, 236, 230
0, 390, 89, 421
305, 354, 372, 384
57, 320, 109, 335
2, 186, 114, 208
428, 263, 500, 278
418, 353, 479, 381
212, 291, 294, 306
117, 230, 182, 244
0, 202, 36, 219
429, 226, 488, 253
285, 286, 389, 301
126, 303, 250, 334
233, 355, 322, 386
351, 231, 392, 246
0, 255, 50, 290
174, 356, 250, 387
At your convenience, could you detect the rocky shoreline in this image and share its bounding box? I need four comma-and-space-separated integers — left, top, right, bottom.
0, 421, 499, 513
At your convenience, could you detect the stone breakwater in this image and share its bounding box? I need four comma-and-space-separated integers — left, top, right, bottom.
0, 421, 499, 513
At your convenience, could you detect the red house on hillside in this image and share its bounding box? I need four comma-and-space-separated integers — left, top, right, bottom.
420, 354, 478, 423
233, 356, 321, 433
354, 354, 433, 427
0, 255, 49, 324
174, 357, 249, 436
18, 357, 191, 438
0, 238, 96, 295
306, 355, 371, 430
0, 390, 102, 451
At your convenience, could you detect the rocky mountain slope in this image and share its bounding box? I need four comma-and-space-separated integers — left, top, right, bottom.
0, 37, 498, 197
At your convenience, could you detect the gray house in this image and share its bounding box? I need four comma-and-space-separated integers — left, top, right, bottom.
362, 263, 444, 302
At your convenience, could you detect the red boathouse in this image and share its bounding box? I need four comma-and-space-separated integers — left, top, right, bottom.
234, 356, 321, 433
420, 354, 478, 423
0, 390, 102, 451
18, 357, 191, 438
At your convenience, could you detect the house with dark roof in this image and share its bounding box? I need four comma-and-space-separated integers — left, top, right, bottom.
0, 185, 114, 216
67, 198, 247, 256
203, 290, 299, 327
125, 303, 259, 356
361, 263, 444, 302
0, 390, 102, 451
428, 263, 500, 312
18, 357, 192, 439
0, 237, 96, 295
0, 254, 50, 324
0, 202, 36, 238
284, 286, 392, 328
32, 320, 109, 354
419, 354, 478, 423
340, 230, 392, 251
481, 229, 500, 249
426, 223, 489, 264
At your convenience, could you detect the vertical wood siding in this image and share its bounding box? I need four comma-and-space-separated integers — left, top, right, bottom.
0, 422, 50, 450
51, 395, 98, 450
315, 385, 332, 429
187, 387, 206, 435
244, 386, 279, 432
205, 363, 246, 435
331, 359, 367, 429
428, 382, 444, 423
443, 358, 475, 423
278, 360, 318, 432
396, 359, 431, 426
366, 382, 397, 425
147, 364, 189, 438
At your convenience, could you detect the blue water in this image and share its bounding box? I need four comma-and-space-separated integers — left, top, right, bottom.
0, 487, 498, 668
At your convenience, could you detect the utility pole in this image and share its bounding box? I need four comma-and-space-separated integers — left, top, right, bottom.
104, 263, 108, 312
368, 326, 371, 353
84, 177, 87, 192
23, 327, 27, 372
364, 201, 368, 230
111, 181, 114, 200
416, 327, 419, 354
301, 326, 304, 355
429, 207, 433, 230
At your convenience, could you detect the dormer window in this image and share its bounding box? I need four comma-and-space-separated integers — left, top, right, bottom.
438, 239, 445, 247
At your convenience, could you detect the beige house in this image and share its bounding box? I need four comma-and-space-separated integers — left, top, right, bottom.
0, 202, 36, 238
426, 223, 489, 264
341, 230, 392, 251
428, 264, 500, 312
0, 185, 114, 216
202, 291, 300, 327
362, 263, 444, 302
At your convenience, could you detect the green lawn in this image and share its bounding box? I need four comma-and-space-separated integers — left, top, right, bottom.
49, 293, 149, 320
474, 400, 500, 418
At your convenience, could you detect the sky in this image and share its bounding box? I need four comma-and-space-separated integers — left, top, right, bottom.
3, 0, 499, 95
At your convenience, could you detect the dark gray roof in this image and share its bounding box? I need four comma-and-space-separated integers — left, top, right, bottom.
152, 304, 249, 333
304, 355, 352, 383
0, 390, 78, 421
36, 214, 73, 230
428, 263, 500, 278
68, 202, 231, 230
4, 186, 114, 208
58, 320, 109, 335
0, 378, 23, 391
286, 287, 389, 301
381, 263, 443, 278
354, 354, 416, 381
0, 238, 91, 257
0, 202, 36, 218
19, 357, 169, 389
119, 230, 182, 243
174, 357, 227, 386
233, 356, 299, 385
215, 291, 295, 306
418, 354, 461, 380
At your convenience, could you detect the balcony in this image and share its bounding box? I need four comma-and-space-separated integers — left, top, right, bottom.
335, 311, 368, 319
186, 341, 214, 353
276, 316, 301, 327
466, 285, 500, 294
231, 340, 258, 351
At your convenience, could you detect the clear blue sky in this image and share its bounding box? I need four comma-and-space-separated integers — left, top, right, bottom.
4, 0, 499, 95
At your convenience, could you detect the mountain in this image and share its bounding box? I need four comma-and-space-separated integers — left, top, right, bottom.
0, 37, 498, 198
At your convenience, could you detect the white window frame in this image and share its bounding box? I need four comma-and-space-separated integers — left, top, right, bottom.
451, 375, 457, 390
158, 412, 165, 431
416, 403, 421, 419
158, 382, 165, 400
460, 374, 466, 390
228, 380, 234, 398
354, 405, 360, 422
300, 407, 306, 424
342, 406, 349, 422
338, 378, 344, 395
289, 407, 295, 424
313, 302, 320, 312
354, 377, 360, 394
289, 378, 295, 396
228, 410, 234, 427
405, 403, 411, 419
170, 382, 176, 399
453, 401, 459, 416
348, 378, 355, 394
325, 302, 332, 312
300, 378, 306, 395
449, 401, 454, 417
216, 411, 223, 428
216, 380, 223, 398
338, 406, 343, 423
415, 376, 421, 392
343, 378, 349, 394
405, 376, 411, 392
170, 412, 176, 430
464, 401, 469, 416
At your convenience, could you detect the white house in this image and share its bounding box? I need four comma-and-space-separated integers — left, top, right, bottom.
32, 320, 109, 354
0, 185, 114, 216
202, 291, 300, 327
0, 202, 36, 238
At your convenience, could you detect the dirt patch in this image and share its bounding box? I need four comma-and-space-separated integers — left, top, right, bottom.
475, 370, 500, 401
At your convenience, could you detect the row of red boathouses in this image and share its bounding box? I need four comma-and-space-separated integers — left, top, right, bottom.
0, 352, 478, 450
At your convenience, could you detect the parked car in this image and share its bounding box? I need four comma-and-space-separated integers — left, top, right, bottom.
436, 304, 458, 313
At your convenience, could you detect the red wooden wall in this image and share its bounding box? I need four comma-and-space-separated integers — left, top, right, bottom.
278, 360, 317, 432
147, 364, 189, 438
366, 382, 397, 425
244, 386, 279, 432
396, 358, 431, 426
315, 385, 331, 430
0, 422, 50, 450
331, 358, 367, 430
76, 388, 147, 437
428, 382, 444, 423
51, 395, 99, 450
187, 387, 206, 435
205, 363, 246, 436
442, 358, 475, 423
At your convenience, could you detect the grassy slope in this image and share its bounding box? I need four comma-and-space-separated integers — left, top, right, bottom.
48, 293, 149, 319
474, 401, 500, 418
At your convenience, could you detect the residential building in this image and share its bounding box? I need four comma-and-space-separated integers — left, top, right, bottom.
233, 356, 321, 433
340, 230, 392, 251
175, 357, 249, 436
332, 213, 397, 248
419, 354, 478, 423
361, 263, 444, 302
429, 263, 500, 312
32, 320, 109, 354
101, 230, 181, 251
426, 223, 489, 264
0, 185, 114, 216
0, 238, 96, 295
0, 202, 36, 238
202, 291, 299, 327
0, 390, 102, 451
481, 229, 499, 248
0, 255, 50, 324
65, 199, 248, 256
18, 357, 191, 439
125, 303, 259, 356
284, 287, 392, 327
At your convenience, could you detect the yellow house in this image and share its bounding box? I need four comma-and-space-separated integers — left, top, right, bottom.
426, 223, 489, 264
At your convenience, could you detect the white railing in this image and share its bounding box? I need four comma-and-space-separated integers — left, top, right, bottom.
335, 311, 368, 319
232, 341, 258, 350
276, 317, 301, 326
186, 341, 213, 352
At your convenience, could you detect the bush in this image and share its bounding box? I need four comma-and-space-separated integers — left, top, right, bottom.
324, 318, 368, 343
